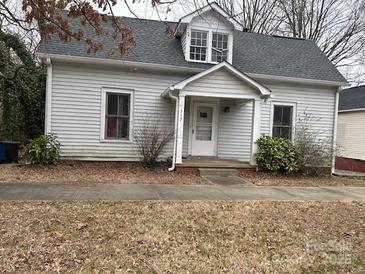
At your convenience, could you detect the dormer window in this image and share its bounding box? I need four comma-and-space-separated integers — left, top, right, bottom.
190, 30, 208, 61
212, 33, 228, 62
186, 28, 233, 64
177, 2, 242, 64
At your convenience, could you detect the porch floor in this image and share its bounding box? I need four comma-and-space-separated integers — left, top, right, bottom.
178, 157, 254, 168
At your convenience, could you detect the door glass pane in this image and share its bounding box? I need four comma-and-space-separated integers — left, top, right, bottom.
196, 106, 213, 141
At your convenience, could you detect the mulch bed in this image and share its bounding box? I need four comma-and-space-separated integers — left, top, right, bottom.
242, 172, 365, 187
0, 161, 207, 185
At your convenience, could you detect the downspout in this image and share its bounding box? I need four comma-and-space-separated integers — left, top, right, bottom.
45, 57, 52, 134
331, 87, 341, 174
168, 88, 179, 171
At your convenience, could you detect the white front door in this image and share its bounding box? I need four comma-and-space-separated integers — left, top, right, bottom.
191, 102, 217, 156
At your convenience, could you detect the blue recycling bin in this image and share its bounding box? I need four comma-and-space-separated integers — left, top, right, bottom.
0, 143, 5, 161
0, 141, 20, 163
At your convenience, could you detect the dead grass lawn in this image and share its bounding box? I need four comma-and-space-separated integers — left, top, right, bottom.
0, 201, 363, 273
243, 172, 365, 187
0, 161, 206, 185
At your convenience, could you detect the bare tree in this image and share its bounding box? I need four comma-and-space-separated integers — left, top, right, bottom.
134, 115, 174, 167
277, 0, 365, 66
218, 0, 282, 34
217, 0, 365, 67
0, 0, 40, 52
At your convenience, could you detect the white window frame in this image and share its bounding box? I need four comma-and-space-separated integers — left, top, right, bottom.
186, 27, 233, 64
270, 101, 297, 140
100, 87, 134, 143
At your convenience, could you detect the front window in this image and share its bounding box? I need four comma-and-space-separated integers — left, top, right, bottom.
105, 93, 130, 139
212, 33, 228, 62
272, 105, 293, 140
190, 30, 208, 61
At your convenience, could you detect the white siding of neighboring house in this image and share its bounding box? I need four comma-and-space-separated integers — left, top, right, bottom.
337, 111, 365, 161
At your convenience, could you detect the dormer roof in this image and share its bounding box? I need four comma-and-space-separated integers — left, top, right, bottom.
175, 2, 245, 33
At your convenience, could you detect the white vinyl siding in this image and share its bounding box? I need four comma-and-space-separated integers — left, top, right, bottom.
217, 100, 253, 160
180, 67, 259, 161
50, 62, 337, 164
337, 111, 365, 161
51, 62, 187, 160
261, 83, 336, 146
182, 68, 259, 97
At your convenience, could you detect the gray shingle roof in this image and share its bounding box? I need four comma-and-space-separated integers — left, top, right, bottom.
339, 85, 365, 111
37, 15, 346, 83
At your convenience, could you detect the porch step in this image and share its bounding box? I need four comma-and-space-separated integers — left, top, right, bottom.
199, 168, 240, 177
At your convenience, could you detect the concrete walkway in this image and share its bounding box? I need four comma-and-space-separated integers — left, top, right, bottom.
0, 183, 364, 201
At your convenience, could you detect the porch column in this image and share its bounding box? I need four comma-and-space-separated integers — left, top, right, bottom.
176, 93, 186, 164
250, 99, 261, 165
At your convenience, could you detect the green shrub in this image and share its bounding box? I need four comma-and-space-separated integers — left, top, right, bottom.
24, 134, 60, 165
255, 136, 301, 174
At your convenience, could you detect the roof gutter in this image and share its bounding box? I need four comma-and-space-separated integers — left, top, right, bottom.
36, 52, 203, 74
338, 108, 365, 113
36, 52, 348, 87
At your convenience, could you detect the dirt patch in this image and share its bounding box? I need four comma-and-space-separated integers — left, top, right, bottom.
242, 172, 365, 187
0, 161, 206, 185
0, 201, 363, 273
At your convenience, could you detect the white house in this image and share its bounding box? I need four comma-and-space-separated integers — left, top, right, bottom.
336, 85, 365, 172
36, 3, 347, 173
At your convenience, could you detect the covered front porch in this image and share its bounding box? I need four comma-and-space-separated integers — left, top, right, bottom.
162, 62, 271, 171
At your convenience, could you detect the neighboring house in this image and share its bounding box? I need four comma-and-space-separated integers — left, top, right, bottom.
336, 85, 365, 172
36, 3, 347, 173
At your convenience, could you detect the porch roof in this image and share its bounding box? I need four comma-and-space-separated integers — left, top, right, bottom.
162, 61, 272, 99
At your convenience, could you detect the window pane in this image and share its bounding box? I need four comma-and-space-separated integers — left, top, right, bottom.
272, 126, 280, 138
106, 116, 117, 138
282, 106, 292, 126
211, 32, 229, 62
273, 106, 282, 125
281, 127, 291, 139
190, 30, 208, 61
107, 94, 118, 115
118, 95, 129, 116
118, 117, 129, 138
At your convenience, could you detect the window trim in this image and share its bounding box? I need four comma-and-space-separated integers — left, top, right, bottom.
269, 101, 297, 140
186, 26, 233, 64
100, 87, 134, 143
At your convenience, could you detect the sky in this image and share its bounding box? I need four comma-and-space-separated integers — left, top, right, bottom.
111, 0, 198, 21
